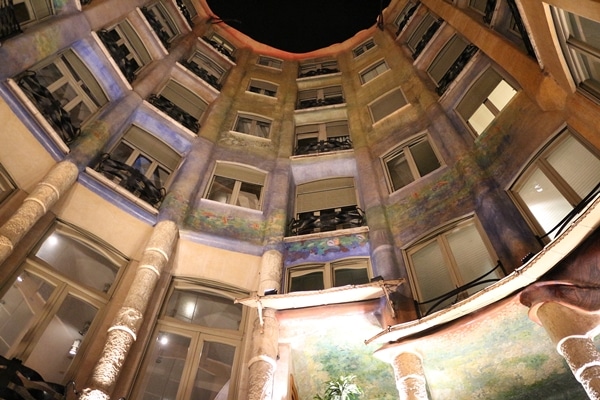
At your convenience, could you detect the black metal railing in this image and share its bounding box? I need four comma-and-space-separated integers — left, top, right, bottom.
482, 0, 497, 24
180, 59, 222, 91
175, 0, 193, 27
412, 18, 443, 59
0, 355, 73, 400
201, 36, 236, 63
147, 94, 200, 132
95, 153, 166, 207
141, 7, 171, 50
298, 66, 340, 78
396, 1, 420, 36
506, 0, 536, 58
414, 260, 506, 318
97, 29, 139, 83
294, 136, 352, 156
17, 71, 81, 144
436, 43, 479, 95
297, 95, 344, 110
0, 0, 22, 41
288, 206, 365, 236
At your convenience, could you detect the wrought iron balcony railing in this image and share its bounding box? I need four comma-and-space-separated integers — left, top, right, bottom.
141, 7, 172, 50
482, 0, 496, 24
506, 0, 536, 58
296, 96, 344, 110
97, 29, 138, 83
147, 93, 200, 132
0, 0, 22, 41
17, 71, 80, 144
436, 43, 479, 95
288, 206, 365, 236
294, 136, 352, 156
175, 0, 193, 27
396, 1, 419, 36
180, 59, 222, 91
95, 153, 166, 208
414, 260, 506, 318
202, 36, 236, 63
298, 67, 340, 79
412, 18, 443, 59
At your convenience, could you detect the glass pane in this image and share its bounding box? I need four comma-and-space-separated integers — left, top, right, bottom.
446, 224, 497, 295
192, 341, 235, 400
0, 273, 51, 357
208, 176, 235, 204
255, 121, 270, 138
26, 294, 98, 384
387, 151, 414, 190
52, 82, 79, 109
568, 13, 600, 50
411, 241, 456, 310
518, 168, 573, 238
111, 142, 135, 164
468, 103, 495, 135
150, 165, 170, 189
140, 332, 191, 400
235, 117, 252, 133
547, 136, 600, 199
132, 154, 153, 176
290, 271, 324, 292
334, 268, 369, 287
488, 80, 517, 111
165, 290, 243, 330
35, 63, 63, 87
236, 182, 261, 209
67, 100, 92, 127
35, 225, 120, 293
410, 139, 440, 177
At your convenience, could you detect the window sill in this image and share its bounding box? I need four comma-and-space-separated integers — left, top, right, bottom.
199, 198, 264, 214
227, 130, 272, 142
283, 226, 369, 244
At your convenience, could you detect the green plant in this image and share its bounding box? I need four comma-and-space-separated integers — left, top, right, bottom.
313, 375, 363, 400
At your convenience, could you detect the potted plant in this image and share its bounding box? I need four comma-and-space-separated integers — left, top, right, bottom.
313, 375, 363, 400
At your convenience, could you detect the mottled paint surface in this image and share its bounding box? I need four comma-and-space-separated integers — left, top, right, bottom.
284, 233, 370, 265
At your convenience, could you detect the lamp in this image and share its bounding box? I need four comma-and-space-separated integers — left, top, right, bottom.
69, 339, 81, 356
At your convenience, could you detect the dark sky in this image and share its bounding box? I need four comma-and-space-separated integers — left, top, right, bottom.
206, 0, 391, 53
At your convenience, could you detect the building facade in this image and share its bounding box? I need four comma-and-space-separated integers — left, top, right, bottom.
1, 0, 600, 399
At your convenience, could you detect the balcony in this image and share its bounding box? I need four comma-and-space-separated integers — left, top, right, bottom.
180, 59, 222, 91
294, 136, 352, 156
202, 36, 236, 63
141, 6, 172, 50
0, 0, 22, 42
288, 206, 365, 236
147, 93, 200, 132
436, 43, 478, 95
296, 95, 344, 110
298, 64, 339, 78
97, 29, 139, 83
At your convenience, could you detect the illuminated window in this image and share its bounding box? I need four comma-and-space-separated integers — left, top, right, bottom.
206, 162, 266, 210
287, 258, 371, 293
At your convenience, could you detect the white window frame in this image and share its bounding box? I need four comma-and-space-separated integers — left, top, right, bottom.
394, 0, 419, 33
144, 1, 180, 43
13, 0, 53, 26
294, 177, 358, 217
406, 12, 438, 53
509, 129, 600, 241
297, 85, 344, 107
298, 59, 339, 77
359, 59, 390, 84
368, 88, 409, 123
154, 78, 208, 129
187, 50, 227, 83
207, 33, 236, 56
232, 113, 272, 138
247, 79, 278, 97
103, 19, 152, 75
257, 56, 283, 70
382, 133, 443, 192
287, 258, 371, 293
205, 162, 267, 210
352, 38, 376, 58
295, 120, 350, 148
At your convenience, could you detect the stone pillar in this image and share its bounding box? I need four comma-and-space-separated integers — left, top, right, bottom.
257, 249, 283, 296
0, 161, 78, 264
535, 302, 600, 399
247, 308, 279, 400
79, 220, 178, 400
392, 351, 429, 400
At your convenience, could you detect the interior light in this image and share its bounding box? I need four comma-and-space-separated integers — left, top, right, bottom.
534, 184, 543, 192
16, 276, 23, 283
69, 339, 81, 356
46, 234, 59, 246
159, 335, 169, 345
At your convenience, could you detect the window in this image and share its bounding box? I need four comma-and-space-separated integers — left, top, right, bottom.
142, 1, 180, 48
383, 134, 442, 192
297, 85, 344, 109
204, 33, 236, 62
184, 50, 227, 90
149, 79, 208, 132
95, 125, 181, 207
552, 8, 600, 100
295, 120, 351, 155
13, 0, 53, 26
257, 56, 283, 69
134, 282, 245, 400
511, 131, 600, 240
287, 258, 371, 293
456, 68, 517, 135
0, 221, 127, 384
360, 60, 389, 84
406, 12, 439, 54
394, 0, 419, 35
247, 79, 278, 97
427, 35, 469, 85
15, 49, 108, 146
469, 0, 488, 15
369, 88, 408, 123
206, 162, 266, 210
0, 164, 17, 205
352, 39, 376, 57
298, 59, 339, 78
98, 20, 152, 83
405, 218, 499, 315
233, 114, 271, 138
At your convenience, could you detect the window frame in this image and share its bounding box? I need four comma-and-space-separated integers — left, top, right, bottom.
152, 78, 208, 131
232, 113, 272, 139
295, 120, 350, 149
186, 50, 227, 85
144, 1, 180, 44
352, 38, 376, 58
298, 59, 339, 77
257, 56, 283, 70
368, 87, 409, 123
427, 34, 470, 86
286, 258, 372, 293
382, 133, 443, 192
13, 0, 53, 26
204, 162, 267, 211
359, 59, 390, 84
247, 79, 278, 97
101, 19, 152, 77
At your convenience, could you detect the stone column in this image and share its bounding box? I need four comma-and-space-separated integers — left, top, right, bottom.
0, 161, 78, 264
392, 351, 429, 400
247, 308, 279, 400
79, 220, 178, 400
535, 302, 600, 399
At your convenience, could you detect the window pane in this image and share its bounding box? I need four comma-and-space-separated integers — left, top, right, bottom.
411, 241, 456, 311
568, 13, 600, 50
387, 151, 414, 190
140, 332, 191, 400
26, 294, 98, 384
334, 268, 369, 287
518, 168, 573, 238
67, 100, 92, 127
546, 136, 600, 199
166, 290, 243, 330
192, 341, 235, 400
290, 271, 324, 292
150, 165, 170, 189
35, 63, 63, 87
468, 103, 495, 135
132, 154, 153, 176
410, 139, 440, 177
0, 273, 50, 357
488, 80, 517, 111
35, 225, 120, 293
236, 182, 261, 209
208, 176, 235, 204
53, 82, 79, 109
255, 120, 271, 138
111, 142, 134, 164
235, 117, 252, 133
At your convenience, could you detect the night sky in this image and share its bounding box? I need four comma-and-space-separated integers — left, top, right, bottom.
206, 0, 391, 53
